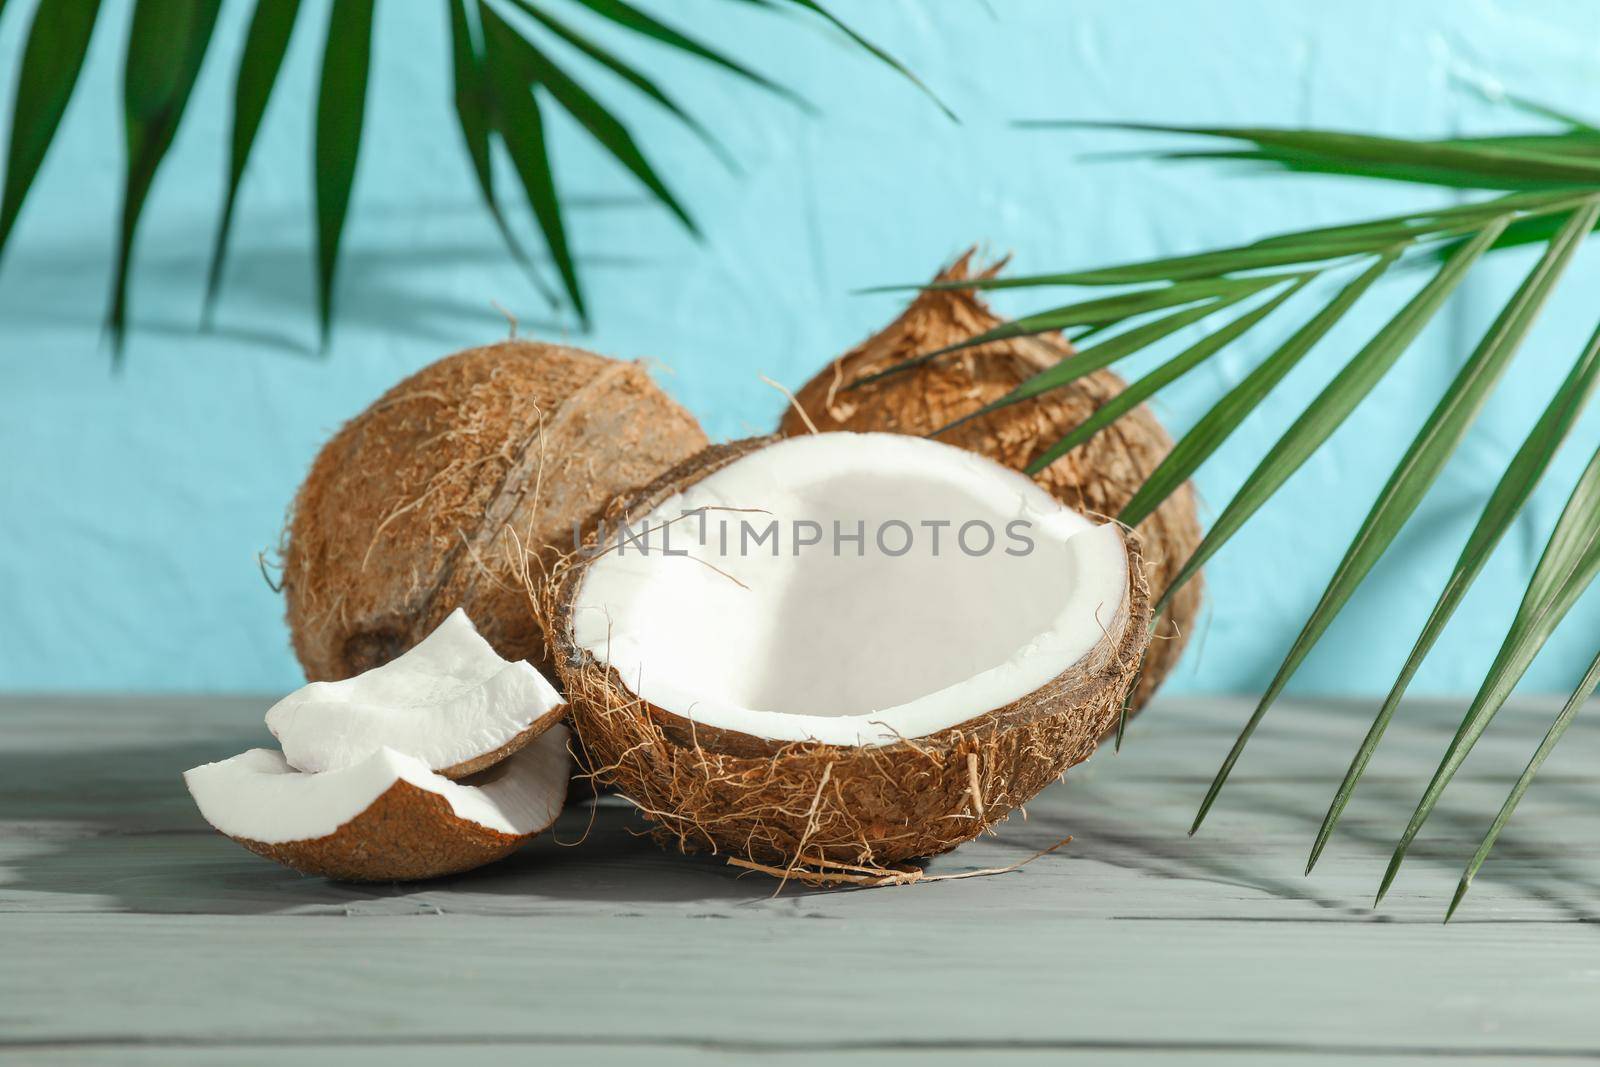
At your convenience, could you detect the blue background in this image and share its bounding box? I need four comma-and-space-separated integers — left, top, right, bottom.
4, 0, 1600, 696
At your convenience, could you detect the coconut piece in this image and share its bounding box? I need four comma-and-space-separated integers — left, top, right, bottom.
776, 252, 1201, 715
183, 725, 571, 882
267, 608, 565, 779
283, 340, 708, 685
551, 433, 1150, 868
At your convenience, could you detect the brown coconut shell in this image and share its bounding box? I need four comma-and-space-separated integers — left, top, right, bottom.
436, 701, 569, 780
549, 437, 1152, 869
776, 252, 1202, 714
283, 340, 708, 684
232, 767, 551, 883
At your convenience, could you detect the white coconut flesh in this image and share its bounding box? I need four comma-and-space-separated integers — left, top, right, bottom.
572, 432, 1129, 747
266, 608, 564, 775
183, 724, 571, 844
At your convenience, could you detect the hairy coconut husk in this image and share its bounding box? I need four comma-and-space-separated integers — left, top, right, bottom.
547, 438, 1152, 869
232, 775, 536, 883
283, 340, 708, 683
776, 252, 1202, 714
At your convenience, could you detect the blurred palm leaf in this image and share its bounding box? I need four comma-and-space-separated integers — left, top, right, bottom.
874, 118, 1600, 916
0, 0, 947, 349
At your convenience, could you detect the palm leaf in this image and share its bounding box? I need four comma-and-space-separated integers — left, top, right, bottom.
312, 0, 375, 344
856, 272, 1301, 392
205, 0, 302, 321
1310, 312, 1600, 873
502, 0, 735, 168
1446, 646, 1600, 921
1028, 277, 1308, 471
571, 0, 807, 108
111, 0, 222, 355
774, 0, 956, 121
1118, 252, 1397, 527
0, 0, 101, 266
1189, 204, 1594, 835
1045, 121, 1600, 187
927, 294, 1263, 444
447, 0, 555, 306
1375, 441, 1600, 905
488, 14, 697, 235
480, 0, 583, 322
1157, 220, 1508, 628
0, 0, 943, 347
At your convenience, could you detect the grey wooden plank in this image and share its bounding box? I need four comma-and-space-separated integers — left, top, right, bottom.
10, 1050, 1592, 1067
4, 912, 1600, 1055
4, 695, 1598, 923
4, 693, 1600, 1062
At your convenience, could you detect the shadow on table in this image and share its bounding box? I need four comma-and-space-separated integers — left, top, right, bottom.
6, 731, 1598, 922
1052, 765, 1600, 925
0, 739, 783, 916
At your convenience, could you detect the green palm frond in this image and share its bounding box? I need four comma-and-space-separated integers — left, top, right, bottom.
881, 118, 1600, 917
0, 0, 946, 349
205, 0, 301, 323
112, 0, 222, 358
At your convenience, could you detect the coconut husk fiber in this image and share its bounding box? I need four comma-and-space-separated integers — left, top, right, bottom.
548, 438, 1153, 870
283, 340, 708, 683
776, 251, 1202, 715
232, 774, 540, 883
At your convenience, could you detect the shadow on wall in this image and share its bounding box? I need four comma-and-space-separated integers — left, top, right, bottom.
0, 198, 658, 356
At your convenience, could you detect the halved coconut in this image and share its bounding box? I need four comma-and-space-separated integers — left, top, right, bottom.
551, 433, 1150, 868
267, 608, 566, 779
183, 725, 571, 882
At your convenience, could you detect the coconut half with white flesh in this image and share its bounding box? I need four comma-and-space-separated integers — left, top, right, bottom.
184, 727, 570, 882
267, 608, 566, 779
552, 432, 1150, 868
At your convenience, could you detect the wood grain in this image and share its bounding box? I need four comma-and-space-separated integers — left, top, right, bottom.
3, 694, 1598, 1064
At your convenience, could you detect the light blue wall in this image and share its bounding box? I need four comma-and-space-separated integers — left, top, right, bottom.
5, 0, 1600, 695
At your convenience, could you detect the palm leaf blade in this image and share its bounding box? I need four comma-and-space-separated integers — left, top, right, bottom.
1030, 278, 1307, 470
503, 0, 734, 168
573, 0, 804, 106
111, 0, 222, 353
1377, 440, 1600, 904
1052, 121, 1600, 186
0, 0, 102, 264
480, 1, 584, 322
859, 272, 1299, 394
1310, 311, 1600, 873
489, 18, 696, 235
775, 0, 955, 121
1190, 207, 1591, 834
1156, 219, 1507, 627
312, 0, 375, 343
205, 0, 301, 320
1446, 647, 1600, 920
447, 0, 555, 305
922, 296, 1246, 447
1119, 252, 1398, 527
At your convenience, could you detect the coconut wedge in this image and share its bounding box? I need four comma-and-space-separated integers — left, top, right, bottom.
184, 725, 571, 882
267, 608, 566, 779
552, 433, 1150, 868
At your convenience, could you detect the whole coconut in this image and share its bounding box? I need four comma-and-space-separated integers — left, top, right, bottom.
778, 253, 1202, 714
283, 340, 708, 682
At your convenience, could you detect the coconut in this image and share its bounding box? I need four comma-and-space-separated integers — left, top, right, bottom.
183, 725, 571, 882
549, 432, 1150, 869
267, 608, 566, 779
283, 339, 708, 684
776, 253, 1201, 713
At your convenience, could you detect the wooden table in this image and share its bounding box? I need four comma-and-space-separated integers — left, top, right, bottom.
3, 693, 1597, 1065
